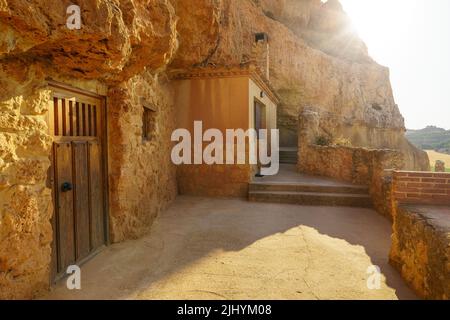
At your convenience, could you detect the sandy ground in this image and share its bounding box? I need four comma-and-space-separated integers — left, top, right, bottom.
43, 196, 416, 300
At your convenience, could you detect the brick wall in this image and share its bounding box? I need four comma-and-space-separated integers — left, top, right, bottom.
393, 171, 450, 205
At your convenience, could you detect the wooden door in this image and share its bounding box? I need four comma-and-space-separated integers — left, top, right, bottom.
254, 100, 266, 138
48, 84, 107, 280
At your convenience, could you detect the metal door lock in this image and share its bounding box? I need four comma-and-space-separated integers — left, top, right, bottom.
61, 182, 73, 192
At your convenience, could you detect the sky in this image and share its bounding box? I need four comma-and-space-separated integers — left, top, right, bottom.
338, 0, 450, 130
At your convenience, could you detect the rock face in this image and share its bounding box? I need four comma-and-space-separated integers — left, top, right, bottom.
171, 0, 428, 170
390, 172, 450, 299
435, 160, 446, 173
0, 0, 177, 82
390, 205, 450, 300
107, 73, 177, 243
0, 85, 54, 299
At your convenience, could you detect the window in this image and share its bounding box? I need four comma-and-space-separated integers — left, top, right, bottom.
143, 106, 156, 142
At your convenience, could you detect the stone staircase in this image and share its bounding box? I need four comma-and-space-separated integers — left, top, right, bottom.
279, 148, 298, 164
249, 165, 373, 208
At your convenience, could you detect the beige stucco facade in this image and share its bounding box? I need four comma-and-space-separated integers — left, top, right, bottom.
172, 68, 278, 197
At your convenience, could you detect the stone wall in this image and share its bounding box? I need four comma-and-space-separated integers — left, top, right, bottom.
107, 73, 178, 243
298, 107, 429, 171
297, 108, 408, 219
298, 144, 404, 218
0, 81, 54, 299
390, 205, 450, 300
390, 172, 450, 299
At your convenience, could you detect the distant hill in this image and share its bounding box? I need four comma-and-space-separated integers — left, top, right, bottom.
406, 126, 450, 153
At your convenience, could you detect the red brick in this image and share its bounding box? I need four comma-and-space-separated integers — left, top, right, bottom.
432, 173, 450, 178
395, 182, 408, 188
400, 197, 423, 204
399, 188, 421, 193
403, 198, 435, 205
422, 189, 447, 194
394, 172, 409, 178
406, 193, 421, 198
418, 193, 434, 199
394, 192, 406, 199
408, 172, 433, 177
434, 184, 450, 189
407, 182, 432, 188
422, 178, 446, 183
432, 194, 450, 202
398, 177, 421, 182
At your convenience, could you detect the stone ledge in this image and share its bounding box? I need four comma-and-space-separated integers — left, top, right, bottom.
390, 204, 450, 300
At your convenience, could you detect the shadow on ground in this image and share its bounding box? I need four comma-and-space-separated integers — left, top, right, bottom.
44, 196, 416, 300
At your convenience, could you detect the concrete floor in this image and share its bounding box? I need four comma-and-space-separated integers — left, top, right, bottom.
43, 196, 416, 300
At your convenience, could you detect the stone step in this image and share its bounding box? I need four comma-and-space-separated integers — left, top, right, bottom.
249, 182, 369, 194
248, 190, 373, 208
280, 151, 297, 157
279, 153, 297, 158
280, 159, 297, 164
279, 151, 298, 164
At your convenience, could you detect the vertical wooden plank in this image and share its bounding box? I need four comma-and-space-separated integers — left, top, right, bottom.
96, 103, 102, 141
75, 102, 80, 136
88, 141, 105, 250
48, 98, 55, 136
53, 97, 59, 136
61, 99, 67, 136
82, 103, 87, 136
88, 104, 93, 136
69, 100, 74, 136
93, 105, 98, 137
73, 142, 91, 260
54, 142, 75, 273
50, 144, 58, 281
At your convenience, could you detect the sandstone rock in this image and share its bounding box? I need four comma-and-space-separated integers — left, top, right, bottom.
0, 0, 178, 82
390, 205, 450, 300
435, 160, 446, 172
0, 185, 53, 299
170, 0, 427, 171
107, 72, 177, 242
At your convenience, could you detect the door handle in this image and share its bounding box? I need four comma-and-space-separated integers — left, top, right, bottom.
61, 182, 73, 192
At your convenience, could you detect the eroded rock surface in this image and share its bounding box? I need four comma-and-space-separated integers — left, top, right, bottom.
0, 0, 178, 82
171, 0, 428, 169
390, 205, 450, 300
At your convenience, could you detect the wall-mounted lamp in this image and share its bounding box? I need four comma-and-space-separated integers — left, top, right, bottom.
255, 32, 269, 43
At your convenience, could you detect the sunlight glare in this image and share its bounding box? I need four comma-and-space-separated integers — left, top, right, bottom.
331, 0, 450, 130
